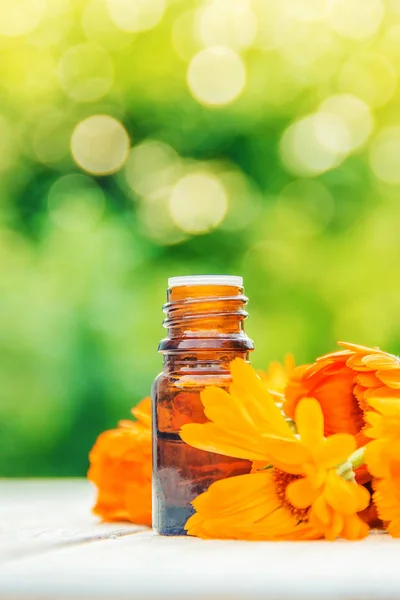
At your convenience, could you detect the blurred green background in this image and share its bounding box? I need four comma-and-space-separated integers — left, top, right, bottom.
1, 0, 400, 476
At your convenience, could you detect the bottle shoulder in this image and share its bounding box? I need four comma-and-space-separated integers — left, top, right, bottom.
152, 370, 234, 398
158, 335, 255, 352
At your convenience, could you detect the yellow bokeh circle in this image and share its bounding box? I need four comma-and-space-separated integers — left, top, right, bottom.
339, 53, 397, 108
327, 0, 384, 40
199, 0, 257, 51
280, 113, 350, 177
124, 140, 180, 197
106, 0, 166, 33
82, 0, 133, 50
369, 127, 400, 185
57, 43, 114, 102
71, 115, 130, 176
168, 172, 228, 234
0, 0, 45, 37
318, 94, 373, 151
187, 46, 246, 106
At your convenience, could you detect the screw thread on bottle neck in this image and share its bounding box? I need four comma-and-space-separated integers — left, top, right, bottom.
158, 278, 254, 354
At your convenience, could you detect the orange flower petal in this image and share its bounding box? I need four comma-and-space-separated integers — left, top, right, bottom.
372, 476, 400, 537
320, 349, 352, 361
338, 342, 382, 354
367, 396, 400, 416
362, 354, 400, 370
201, 386, 259, 434
286, 477, 319, 509
303, 464, 327, 488
313, 433, 356, 469
186, 471, 321, 541
131, 397, 152, 427
376, 369, 400, 389
354, 482, 371, 511
365, 439, 390, 478
180, 422, 272, 462
258, 354, 295, 395
355, 372, 381, 387
285, 341, 400, 464
341, 515, 369, 540
364, 409, 383, 429
325, 512, 344, 541
182, 358, 297, 464
310, 494, 331, 527
324, 474, 358, 514
285, 354, 296, 374
261, 437, 310, 471
363, 386, 398, 399
88, 412, 152, 527
285, 364, 363, 438
230, 358, 295, 438
295, 397, 324, 448
324, 472, 369, 515
192, 473, 274, 519
346, 354, 373, 372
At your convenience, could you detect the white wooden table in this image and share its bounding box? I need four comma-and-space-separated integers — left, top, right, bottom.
1, 480, 400, 599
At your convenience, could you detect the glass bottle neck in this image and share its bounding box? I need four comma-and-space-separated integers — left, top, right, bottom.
158, 283, 255, 355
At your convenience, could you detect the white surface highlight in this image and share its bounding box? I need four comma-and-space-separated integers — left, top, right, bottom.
0, 481, 398, 599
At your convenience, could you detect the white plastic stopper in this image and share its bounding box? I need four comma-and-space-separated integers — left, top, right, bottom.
168, 275, 243, 288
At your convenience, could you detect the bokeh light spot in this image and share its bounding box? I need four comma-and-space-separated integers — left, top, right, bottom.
387, 0, 400, 14
107, 0, 166, 33
26, 0, 71, 48
0, 0, 45, 37
82, 0, 134, 50
369, 127, 400, 185
219, 170, 261, 231
139, 187, 188, 246
285, 0, 328, 23
71, 115, 130, 176
381, 24, 400, 76
199, 0, 257, 51
124, 140, 181, 197
339, 53, 397, 108
48, 173, 106, 232
327, 0, 384, 40
57, 44, 114, 102
318, 94, 373, 151
168, 172, 228, 234
280, 113, 349, 177
313, 113, 350, 154
187, 46, 246, 106
171, 10, 202, 62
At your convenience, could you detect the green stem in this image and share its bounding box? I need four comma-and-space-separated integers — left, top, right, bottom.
349, 446, 366, 470
336, 446, 366, 481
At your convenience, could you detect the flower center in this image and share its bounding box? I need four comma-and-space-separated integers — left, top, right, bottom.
272, 468, 309, 523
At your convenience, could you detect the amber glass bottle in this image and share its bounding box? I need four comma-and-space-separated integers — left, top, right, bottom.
152, 275, 254, 535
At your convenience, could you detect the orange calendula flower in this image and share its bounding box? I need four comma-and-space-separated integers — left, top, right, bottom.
372, 474, 400, 537
365, 396, 400, 536
181, 359, 369, 541
364, 397, 400, 478
278, 399, 370, 540
88, 397, 152, 527
185, 470, 321, 541
258, 354, 295, 396
284, 342, 400, 462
